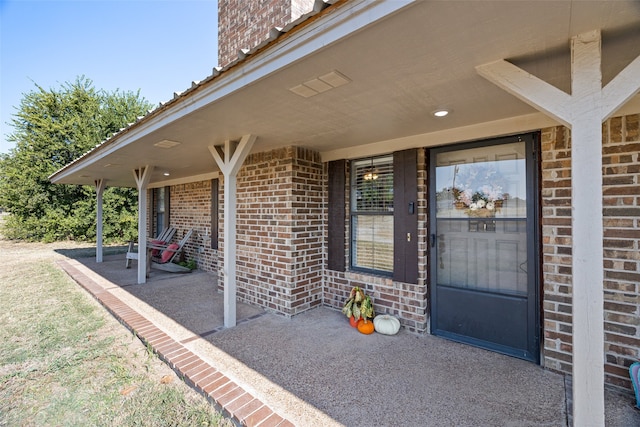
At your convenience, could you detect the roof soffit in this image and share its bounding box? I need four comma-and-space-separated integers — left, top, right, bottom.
50, 0, 640, 187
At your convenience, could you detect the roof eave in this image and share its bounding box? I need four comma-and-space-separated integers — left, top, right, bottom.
50, 0, 413, 184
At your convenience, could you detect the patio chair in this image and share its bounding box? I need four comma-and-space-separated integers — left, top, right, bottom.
125, 226, 177, 268
149, 229, 194, 273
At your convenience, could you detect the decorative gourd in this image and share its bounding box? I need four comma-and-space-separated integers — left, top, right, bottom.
373, 314, 400, 335
357, 319, 375, 335
349, 316, 359, 328
342, 287, 375, 324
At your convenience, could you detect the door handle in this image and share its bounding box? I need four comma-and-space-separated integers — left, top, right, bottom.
430, 234, 436, 247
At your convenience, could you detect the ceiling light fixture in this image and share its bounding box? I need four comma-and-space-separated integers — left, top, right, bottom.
163, 172, 170, 176
363, 171, 378, 181
363, 166, 378, 181
433, 109, 450, 118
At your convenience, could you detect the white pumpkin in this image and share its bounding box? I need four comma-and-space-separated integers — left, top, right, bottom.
373, 314, 400, 335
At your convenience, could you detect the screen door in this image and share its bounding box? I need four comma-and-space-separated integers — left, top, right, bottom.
429, 134, 539, 362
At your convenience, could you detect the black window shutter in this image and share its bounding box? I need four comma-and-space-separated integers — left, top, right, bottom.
328, 160, 346, 271
393, 149, 418, 284
211, 179, 219, 250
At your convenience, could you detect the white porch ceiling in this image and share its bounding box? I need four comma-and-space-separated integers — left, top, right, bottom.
50, 0, 640, 188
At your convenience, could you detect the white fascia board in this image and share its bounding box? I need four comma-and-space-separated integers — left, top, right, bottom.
52, 0, 415, 181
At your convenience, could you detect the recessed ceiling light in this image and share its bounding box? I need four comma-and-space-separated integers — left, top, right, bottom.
163, 172, 170, 176
433, 109, 450, 117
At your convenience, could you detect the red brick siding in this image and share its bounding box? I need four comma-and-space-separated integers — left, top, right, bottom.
542, 114, 640, 391
156, 181, 220, 272
540, 126, 574, 375
218, 146, 323, 316
290, 147, 325, 312
217, 0, 315, 68
602, 115, 640, 389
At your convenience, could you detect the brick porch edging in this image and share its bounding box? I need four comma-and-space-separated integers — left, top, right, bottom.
56, 259, 294, 427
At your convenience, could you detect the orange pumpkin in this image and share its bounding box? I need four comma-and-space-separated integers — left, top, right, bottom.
357, 319, 375, 335
349, 316, 359, 328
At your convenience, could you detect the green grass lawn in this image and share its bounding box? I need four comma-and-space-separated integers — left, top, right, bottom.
0, 239, 232, 427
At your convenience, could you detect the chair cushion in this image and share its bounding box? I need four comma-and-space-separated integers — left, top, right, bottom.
160, 243, 180, 264
150, 239, 164, 257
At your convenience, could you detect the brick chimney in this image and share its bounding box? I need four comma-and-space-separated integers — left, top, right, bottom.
218, 0, 316, 68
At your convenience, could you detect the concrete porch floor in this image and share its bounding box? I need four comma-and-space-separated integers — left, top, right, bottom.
57, 253, 640, 426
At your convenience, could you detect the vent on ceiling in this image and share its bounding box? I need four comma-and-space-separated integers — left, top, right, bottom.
154, 139, 181, 149
289, 70, 351, 98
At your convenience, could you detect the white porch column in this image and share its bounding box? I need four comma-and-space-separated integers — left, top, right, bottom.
133, 166, 152, 284
209, 134, 256, 328
477, 30, 640, 426
95, 179, 105, 263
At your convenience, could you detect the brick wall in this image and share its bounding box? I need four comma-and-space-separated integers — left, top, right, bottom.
323, 148, 429, 333
602, 114, 640, 389
218, 146, 324, 316
541, 114, 640, 390
145, 181, 219, 273
169, 180, 219, 272
540, 126, 574, 375
217, 0, 315, 68
290, 147, 325, 312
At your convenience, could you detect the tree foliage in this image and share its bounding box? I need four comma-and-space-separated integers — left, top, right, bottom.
0, 77, 153, 242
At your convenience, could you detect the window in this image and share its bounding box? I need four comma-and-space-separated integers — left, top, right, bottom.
350, 156, 394, 274
211, 179, 219, 249
156, 188, 165, 233
152, 186, 170, 236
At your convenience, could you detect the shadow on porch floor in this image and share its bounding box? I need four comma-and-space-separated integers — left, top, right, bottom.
62, 253, 639, 427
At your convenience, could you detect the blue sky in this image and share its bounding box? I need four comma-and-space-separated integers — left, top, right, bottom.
0, 0, 218, 154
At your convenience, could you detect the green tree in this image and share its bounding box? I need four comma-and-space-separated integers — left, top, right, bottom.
0, 77, 152, 242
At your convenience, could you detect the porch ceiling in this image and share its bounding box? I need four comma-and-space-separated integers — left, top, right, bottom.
50, 0, 640, 188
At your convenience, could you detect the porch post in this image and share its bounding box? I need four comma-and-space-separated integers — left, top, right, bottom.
95, 179, 105, 263
209, 134, 256, 328
569, 33, 607, 427
133, 166, 152, 284
477, 30, 640, 426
